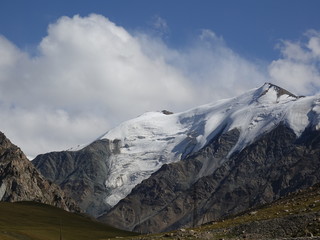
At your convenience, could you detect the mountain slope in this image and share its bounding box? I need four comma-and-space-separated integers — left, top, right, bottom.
0, 131, 78, 212
33, 83, 320, 221
33, 139, 118, 216
121, 183, 320, 240
99, 123, 320, 232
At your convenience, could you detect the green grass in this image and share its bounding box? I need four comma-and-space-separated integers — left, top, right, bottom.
0, 201, 138, 240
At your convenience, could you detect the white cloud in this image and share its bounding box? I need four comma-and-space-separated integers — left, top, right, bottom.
306, 30, 320, 57
137, 29, 267, 100
0, 14, 274, 157
269, 30, 320, 95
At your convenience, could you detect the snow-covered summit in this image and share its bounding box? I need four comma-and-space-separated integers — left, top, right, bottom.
99, 83, 319, 206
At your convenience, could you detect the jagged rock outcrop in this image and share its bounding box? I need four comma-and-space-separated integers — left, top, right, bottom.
99, 124, 320, 233
33, 139, 121, 216
0, 132, 79, 212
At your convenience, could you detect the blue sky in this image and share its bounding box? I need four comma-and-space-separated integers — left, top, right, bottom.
0, 0, 320, 157
2, 0, 320, 60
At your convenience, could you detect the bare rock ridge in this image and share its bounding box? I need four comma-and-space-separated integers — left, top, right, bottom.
0, 131, 79, 212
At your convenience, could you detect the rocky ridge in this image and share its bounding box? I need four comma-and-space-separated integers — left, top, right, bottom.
0, 131, 79, 212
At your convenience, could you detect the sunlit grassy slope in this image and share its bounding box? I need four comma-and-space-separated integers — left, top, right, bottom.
0, 201, 137, 240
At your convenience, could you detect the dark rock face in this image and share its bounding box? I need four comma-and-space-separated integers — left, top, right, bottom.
0, 132, 79, 212
33, 139, 121, 217
100, 124, 320, 233
161, 110, 174, 115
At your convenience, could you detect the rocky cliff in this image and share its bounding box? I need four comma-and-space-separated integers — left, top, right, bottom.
0, 132, 79, 212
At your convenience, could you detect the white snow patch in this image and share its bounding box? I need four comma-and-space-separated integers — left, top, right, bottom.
285, 96, 315, 136
0, 182, 6, 201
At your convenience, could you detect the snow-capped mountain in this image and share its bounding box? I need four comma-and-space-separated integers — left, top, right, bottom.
33, 83, 320, 220
99, 84, 320, 233
93, 83, 318, 206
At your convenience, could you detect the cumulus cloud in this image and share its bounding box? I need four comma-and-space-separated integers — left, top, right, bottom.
0, 14, 277, 157
269, 30, 320, 95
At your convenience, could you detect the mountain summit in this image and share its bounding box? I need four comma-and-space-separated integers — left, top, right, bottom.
257, 82, 298, 99
33, 83, 320, 230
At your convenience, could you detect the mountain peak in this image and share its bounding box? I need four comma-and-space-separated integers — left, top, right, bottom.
251, 82, 299, 104
263, 82, 298, 98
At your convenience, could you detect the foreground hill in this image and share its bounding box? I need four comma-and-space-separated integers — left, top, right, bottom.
0, 201, 137, 240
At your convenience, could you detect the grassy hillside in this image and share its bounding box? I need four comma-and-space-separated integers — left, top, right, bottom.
0, 201, 137, 240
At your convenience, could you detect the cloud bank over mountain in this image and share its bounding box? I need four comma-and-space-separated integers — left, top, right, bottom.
0, 14, 318, 157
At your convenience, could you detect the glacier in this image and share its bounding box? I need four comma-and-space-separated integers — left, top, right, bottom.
73, 83, 320, 207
